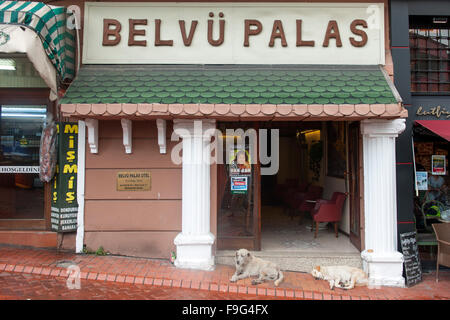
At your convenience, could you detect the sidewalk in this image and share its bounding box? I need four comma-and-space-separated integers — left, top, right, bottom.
0, 246, 448, 300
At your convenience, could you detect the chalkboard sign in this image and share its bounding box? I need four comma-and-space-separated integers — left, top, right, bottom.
400, 231, 423, 287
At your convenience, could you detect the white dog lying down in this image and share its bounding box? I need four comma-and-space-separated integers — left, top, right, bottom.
311, 265, 369, 290
230, 249, 284, 286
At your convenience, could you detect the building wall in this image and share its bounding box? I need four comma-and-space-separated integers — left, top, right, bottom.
390, 0, 450, 248
83, 120, 182, 258
57, 0, 393, 257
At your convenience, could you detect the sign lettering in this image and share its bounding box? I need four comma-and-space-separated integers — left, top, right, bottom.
117, 171, 151, 191
416, 106, 450, 119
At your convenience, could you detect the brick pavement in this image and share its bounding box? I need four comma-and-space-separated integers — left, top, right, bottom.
0, 272, 286, 300
0, 246, 449, 300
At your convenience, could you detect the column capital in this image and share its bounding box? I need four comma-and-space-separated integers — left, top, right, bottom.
173, 119, 216, 139
361, 119, 406, 137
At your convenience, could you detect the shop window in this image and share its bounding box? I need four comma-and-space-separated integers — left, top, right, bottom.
0, 105, 47, 219
413, 125, 449, 232
409, 16, 450, 93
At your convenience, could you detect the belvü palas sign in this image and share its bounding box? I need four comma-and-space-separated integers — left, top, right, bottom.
83, 2, 385, 65
51, 122, 78, 232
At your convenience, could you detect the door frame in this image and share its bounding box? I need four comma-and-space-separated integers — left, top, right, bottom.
0, 88, 53, 230
348, 121, 364, 251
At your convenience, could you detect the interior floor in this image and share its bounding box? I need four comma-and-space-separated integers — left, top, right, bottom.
261, 205, 359, 254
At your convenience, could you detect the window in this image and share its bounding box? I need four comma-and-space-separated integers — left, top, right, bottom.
409, 16, 450, 93
0, 105, 47, 220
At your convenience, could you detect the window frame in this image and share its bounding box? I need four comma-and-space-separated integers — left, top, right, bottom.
409, 16, 450, 95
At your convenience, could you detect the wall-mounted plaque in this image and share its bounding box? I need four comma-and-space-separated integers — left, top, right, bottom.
117, 171, 151, 191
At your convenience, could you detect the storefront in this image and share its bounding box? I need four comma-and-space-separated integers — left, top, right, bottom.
53, 1, 411, 287
390, 0, 450, 265
0, 1, 76, 247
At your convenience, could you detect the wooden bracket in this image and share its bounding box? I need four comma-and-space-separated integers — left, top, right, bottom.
85, 118, 98, 154
121, 118, 132, 154
156, 119, 167, 154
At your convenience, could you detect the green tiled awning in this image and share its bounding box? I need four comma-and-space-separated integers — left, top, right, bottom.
60, 64, 407, 119
60, 65, 398, 106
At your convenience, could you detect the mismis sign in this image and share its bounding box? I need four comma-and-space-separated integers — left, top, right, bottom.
83, 2, 385, 65
51, 123, 78, 233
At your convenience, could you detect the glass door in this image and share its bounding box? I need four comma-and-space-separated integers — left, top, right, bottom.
217, 122, 260, 250
0, 105, 47, 229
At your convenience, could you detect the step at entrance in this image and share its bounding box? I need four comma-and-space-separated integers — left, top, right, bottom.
215, 250, 362, 273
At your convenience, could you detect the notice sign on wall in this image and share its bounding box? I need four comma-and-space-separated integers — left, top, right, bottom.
432, 155, 446, 175
117, 171, 151, 191
51, 122, 78, 233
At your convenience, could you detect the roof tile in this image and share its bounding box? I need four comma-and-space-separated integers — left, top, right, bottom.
60, 65, 399, 106
137, 103, 152, 115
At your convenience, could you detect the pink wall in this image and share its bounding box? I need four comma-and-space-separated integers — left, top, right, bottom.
83, 120, 182, 258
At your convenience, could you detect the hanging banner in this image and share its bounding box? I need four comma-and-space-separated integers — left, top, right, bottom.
51, 122, 78, 232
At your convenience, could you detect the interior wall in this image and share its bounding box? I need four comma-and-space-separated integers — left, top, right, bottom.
276, 137, 302, 185
0, 57, 47, 88
305, 129, 324, 186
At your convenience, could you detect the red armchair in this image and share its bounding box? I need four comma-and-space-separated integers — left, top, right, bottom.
310, 192, 347, 238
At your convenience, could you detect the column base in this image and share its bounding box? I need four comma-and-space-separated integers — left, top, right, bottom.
174, 232, 215, 271
361, 250, 405, 287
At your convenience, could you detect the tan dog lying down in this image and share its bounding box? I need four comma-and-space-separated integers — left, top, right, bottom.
311, 265, 369, 290
230, 249, 284, 286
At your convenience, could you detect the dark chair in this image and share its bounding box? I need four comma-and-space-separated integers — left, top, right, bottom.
297, 185, 324, 215
275, 178, 299, 204
310, 192, 347, 238
432, 223, 450, 282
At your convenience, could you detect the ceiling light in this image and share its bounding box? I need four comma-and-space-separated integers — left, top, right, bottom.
0, 58, 16, 70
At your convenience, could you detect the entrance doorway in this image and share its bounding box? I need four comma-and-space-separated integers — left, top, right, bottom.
217, 121, 362, 262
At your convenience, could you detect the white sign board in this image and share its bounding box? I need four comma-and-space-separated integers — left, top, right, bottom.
0, 166, 40, 173
83, 2, 385, 65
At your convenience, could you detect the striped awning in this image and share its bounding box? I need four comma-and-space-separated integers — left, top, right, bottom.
0, 1, 75, 82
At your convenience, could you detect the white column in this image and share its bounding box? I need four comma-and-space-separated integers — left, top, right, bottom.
360, 119, 406, 287
76, 120, 86, 253
173, 119, 216, 271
